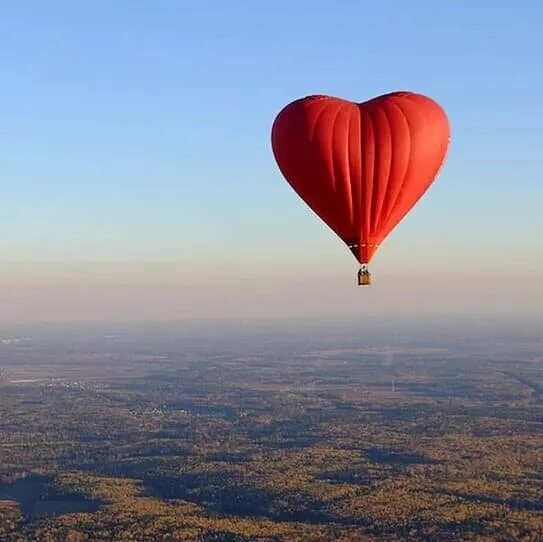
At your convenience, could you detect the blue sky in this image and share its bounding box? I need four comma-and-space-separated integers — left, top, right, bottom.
0, 1, 541, 321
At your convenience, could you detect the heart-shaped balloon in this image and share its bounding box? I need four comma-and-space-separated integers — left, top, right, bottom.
271, 91, 450, 265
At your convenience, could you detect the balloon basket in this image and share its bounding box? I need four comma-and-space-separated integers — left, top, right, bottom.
357, 268, 372, 286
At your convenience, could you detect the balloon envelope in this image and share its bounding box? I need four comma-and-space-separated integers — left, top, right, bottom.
271, 91, 450, 264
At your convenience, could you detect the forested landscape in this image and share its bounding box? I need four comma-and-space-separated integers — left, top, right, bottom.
0, 320, 542, 541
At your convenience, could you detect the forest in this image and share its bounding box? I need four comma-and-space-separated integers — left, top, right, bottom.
0, 321, 542, 541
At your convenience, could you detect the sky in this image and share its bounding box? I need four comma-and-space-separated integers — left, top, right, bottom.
0, 1, 542, 323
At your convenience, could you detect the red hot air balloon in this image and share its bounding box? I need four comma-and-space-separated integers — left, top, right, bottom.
271, 91, 450, 285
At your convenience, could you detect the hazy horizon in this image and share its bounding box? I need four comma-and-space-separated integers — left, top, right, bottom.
0, 259, 540, 324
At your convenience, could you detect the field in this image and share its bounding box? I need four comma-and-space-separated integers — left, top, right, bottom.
0, 319, 542, 541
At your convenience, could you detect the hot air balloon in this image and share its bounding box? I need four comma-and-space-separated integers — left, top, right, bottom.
271, 91, 450, 285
